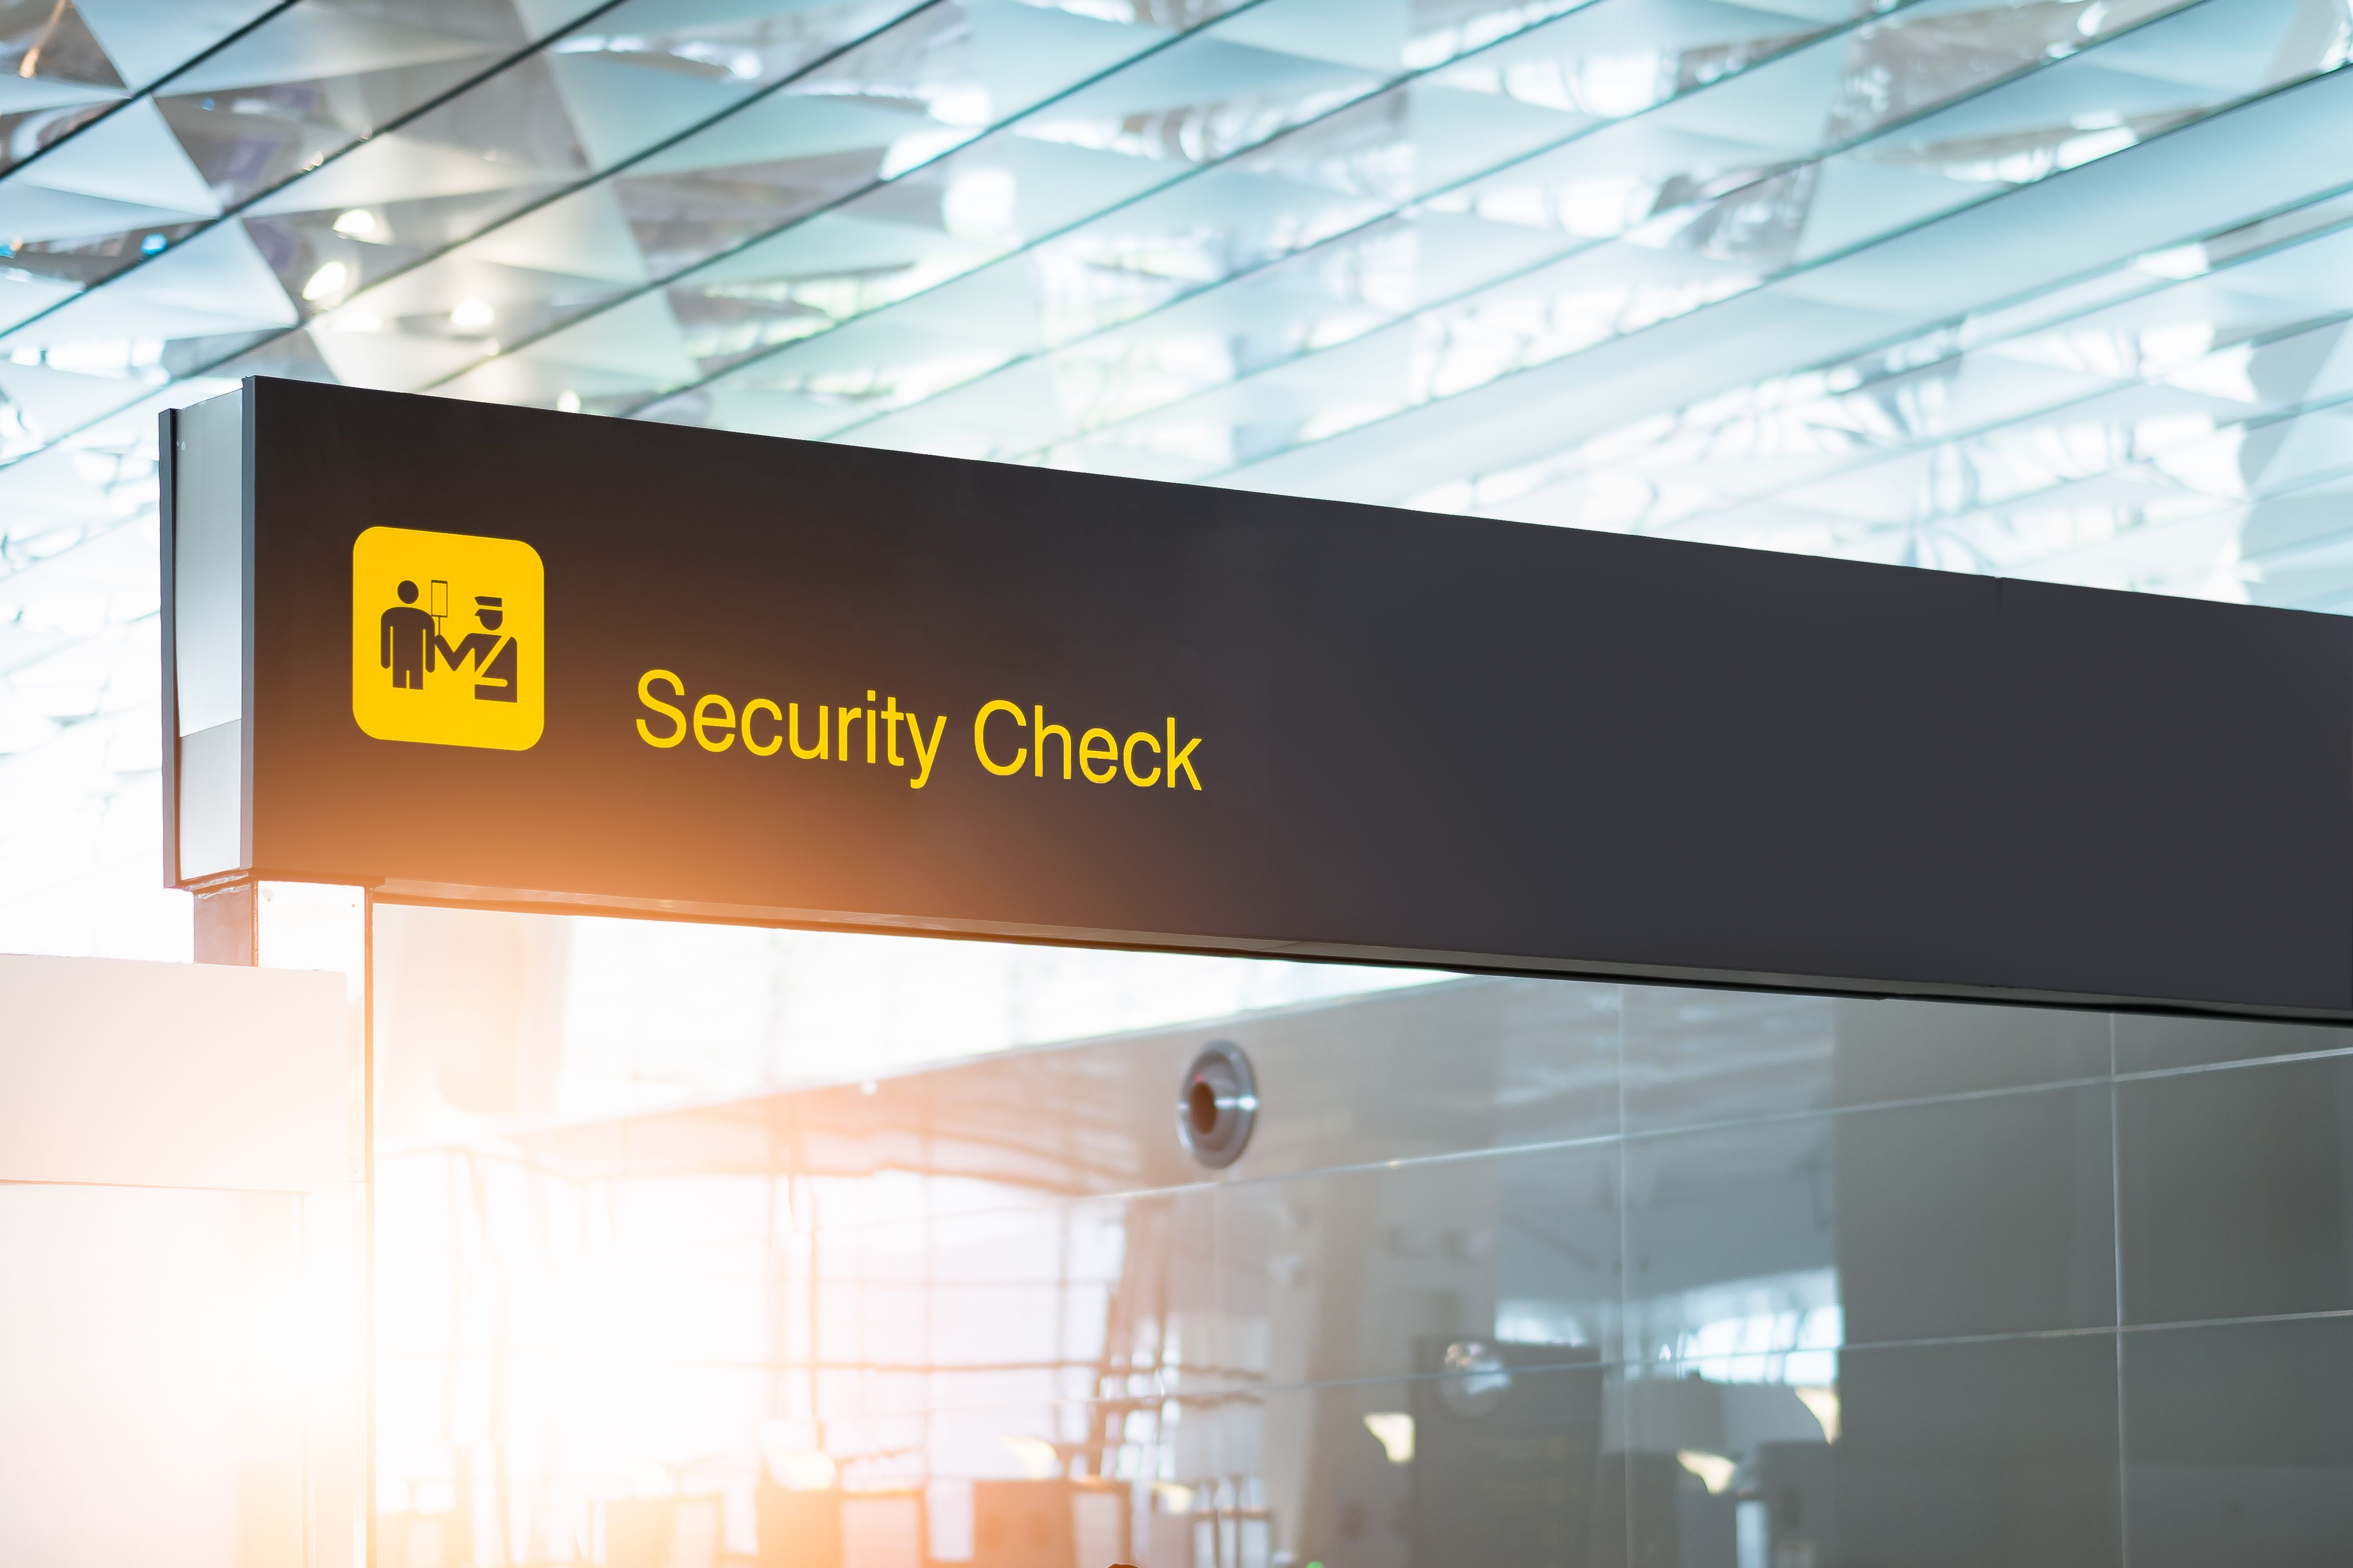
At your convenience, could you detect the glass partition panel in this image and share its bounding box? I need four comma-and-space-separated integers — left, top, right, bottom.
371, 905, 2353, 1568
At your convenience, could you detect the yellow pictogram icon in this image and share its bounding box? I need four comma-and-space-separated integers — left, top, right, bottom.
350, 526, 543, 750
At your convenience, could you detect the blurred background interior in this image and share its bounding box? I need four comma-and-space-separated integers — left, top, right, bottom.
5, 0, 2353, 1562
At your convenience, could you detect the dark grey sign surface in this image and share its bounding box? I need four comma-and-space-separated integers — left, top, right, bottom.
164, 377, 2353, 1017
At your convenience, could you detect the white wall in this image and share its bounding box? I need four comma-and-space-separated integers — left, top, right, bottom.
0, 953, 355, 1568
0, 953, 347, 1190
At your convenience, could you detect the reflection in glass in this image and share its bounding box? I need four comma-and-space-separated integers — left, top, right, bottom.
372, 908, 1451, 1566
372, 912, 2343, 1567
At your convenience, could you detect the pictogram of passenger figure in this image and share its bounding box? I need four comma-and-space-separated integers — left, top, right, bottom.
432, 594, 519, 702
380, 580, 435, 689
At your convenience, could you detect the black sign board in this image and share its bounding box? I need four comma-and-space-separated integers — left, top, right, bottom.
162, 377, 2353, 1017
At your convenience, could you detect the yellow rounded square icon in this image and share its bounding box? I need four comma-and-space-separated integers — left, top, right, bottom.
351, 526, 544, 750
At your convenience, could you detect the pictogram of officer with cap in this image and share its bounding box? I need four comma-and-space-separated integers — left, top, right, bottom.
430, 594, 521, 702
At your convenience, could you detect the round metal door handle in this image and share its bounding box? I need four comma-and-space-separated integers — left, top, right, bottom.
1176, 1040, 1257, 1168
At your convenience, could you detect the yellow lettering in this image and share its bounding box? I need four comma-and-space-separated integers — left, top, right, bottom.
742, 698, 782, 757
1167, 718, 1201, 789
1035, 708, 1072, 779
1079, 727, 1117, 784
976, 700, 1027, 775
837, 706, 861, 761
789, 702, 828, 760
1123, 731, 1161, 787
907, 713, 945, 788
884, 696, 906, 767
693, 693, 736, 753
636, 670, 686, 748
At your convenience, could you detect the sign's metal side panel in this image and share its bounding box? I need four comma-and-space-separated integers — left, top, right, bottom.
172, 388, 248, 734
157, 407, 176, 891
205, 378, 2353, 1018
169, 386, 251, 883
240, 380, 257, 890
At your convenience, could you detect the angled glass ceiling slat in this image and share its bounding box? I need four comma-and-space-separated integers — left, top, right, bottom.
26, 0, 283, 91
0, 2, 1299, 594
1603, 228, 2353, 596
0, 0, 625, 345
289, 0, 1333, 403
1887, 375, 2353, 597
1626, 224, 2353, 548
1309, 186, 2353, 559
0, 0, 311, 321
1155, 2, 2353, 504
0, 1, 1006, 574
1697, 357, 2350, 560
336, 0, 1608, 414
0, 0, 297, 184
991, 0, 2327, 487
0, 0, 965, 457
594, 0, 1916, 433
644, 0, 1955, 443
0, 0, 292, 134
1467, 332, 2336, 596
2239, 451, 2353, 610
801, 0, 2213, 462
0, 0, 1331, 577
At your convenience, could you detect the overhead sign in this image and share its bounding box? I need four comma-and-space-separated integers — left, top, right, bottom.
164, 378, 2353, 1018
